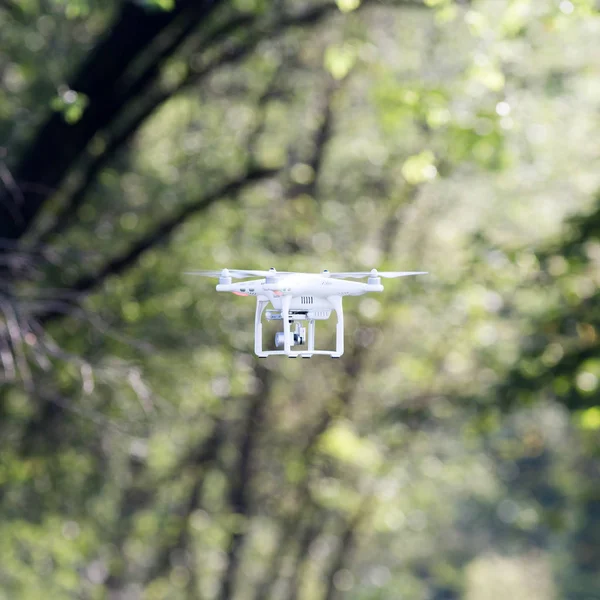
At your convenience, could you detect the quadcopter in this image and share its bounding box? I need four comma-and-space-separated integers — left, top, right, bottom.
185, 268, 427, 358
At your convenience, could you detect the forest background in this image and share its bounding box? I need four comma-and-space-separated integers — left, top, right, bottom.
1, 0, 599, 598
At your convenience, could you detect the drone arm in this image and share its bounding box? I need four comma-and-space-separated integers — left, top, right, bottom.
327, 296, 344, 357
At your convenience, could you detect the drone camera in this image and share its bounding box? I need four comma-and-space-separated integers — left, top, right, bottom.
275, 323, 306, 348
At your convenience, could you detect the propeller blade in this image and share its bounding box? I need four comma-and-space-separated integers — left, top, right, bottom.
329, 271, 428, 279
229, 270, 273, 278
378, 271, 428, 278
184, 269, 294, 279
184, 270, 227, 277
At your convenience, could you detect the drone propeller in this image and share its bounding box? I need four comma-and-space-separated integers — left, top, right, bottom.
184, 268, 292, 279
329, 269, 428, 279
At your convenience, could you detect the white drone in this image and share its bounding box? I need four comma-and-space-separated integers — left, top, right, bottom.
185, 268, 427, 358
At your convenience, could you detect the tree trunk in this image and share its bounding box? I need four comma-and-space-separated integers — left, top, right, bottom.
0, 0, 223, 243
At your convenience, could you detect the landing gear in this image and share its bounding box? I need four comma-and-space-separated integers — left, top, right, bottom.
253, 297, 344, 358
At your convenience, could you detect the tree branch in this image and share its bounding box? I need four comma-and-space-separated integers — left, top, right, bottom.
37, 167, 278, 324
32, 4, 342, 246
0, 0, 24, 22
288, 78, 336, 200
284, 508, 324, 600
253, 349, 366, 600
34, 12, 257, 245
140, 418, 227, 589
26, 0, 429, 248
323, 504, 369, 600
0, 0, 225, 243
216, 365, 271, 600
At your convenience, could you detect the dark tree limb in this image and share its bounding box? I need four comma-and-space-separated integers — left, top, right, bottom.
36, 167, 278, 324
33, 3, 345, 246
216, 365, 271, 600
70, 169, 277, 292
284, 508, 323, 600
4, 1, 334, 245
253, 348, 366, 600
34, 12, 257, 245
323, 504, 370, 600
287, 78, 336, 200
140, 418, 227, 589
0, 0, 24, 22
140, 364, 267, 597
0, 0, 225, 243
1, 0, 429, 245
104, 417, 226, 595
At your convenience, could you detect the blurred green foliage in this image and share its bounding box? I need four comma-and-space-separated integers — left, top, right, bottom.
1, 0, 600, 599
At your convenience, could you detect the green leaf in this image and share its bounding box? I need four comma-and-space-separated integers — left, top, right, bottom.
336, 0, 361, 12
137, 0, 175, 11
401, 150, 438, 185
233, 0, 266, 14
579, 407, 600, 430
324, 44, 357, 80
319, 421, 382, 470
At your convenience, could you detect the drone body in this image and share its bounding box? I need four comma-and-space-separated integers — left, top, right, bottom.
186, 268, 426, 358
